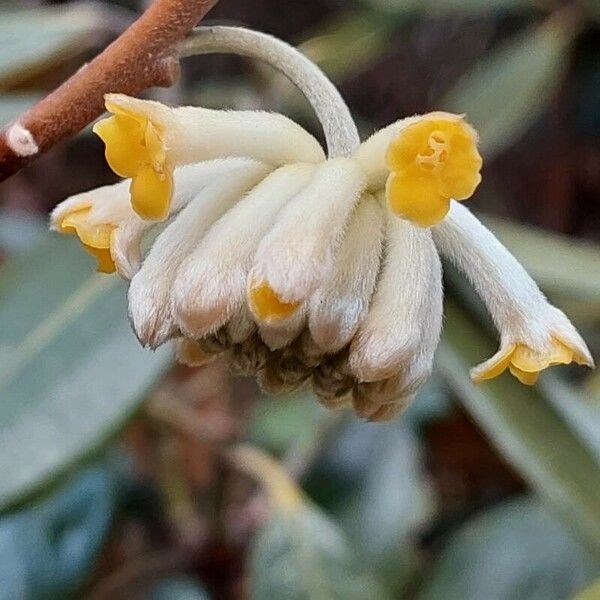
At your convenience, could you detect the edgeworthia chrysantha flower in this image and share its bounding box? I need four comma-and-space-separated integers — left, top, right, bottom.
50, 26, 593, 421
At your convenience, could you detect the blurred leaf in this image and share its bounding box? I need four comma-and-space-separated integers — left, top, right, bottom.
0, 234, 171, 511
336, 419, 435, 593
249, 390, 328, 457
262, 11, 393, 123
299, 11, 394, 82
585, 371, 600, 404
0, 209, 46, 256
150, 576, 212, 600
581, 0, 600, 24
237, 446, 391, 600
573, 577, 600, 600
0, 5, 111, 90
363, 0, 541, 15
445, 216, 600, 464
538, 373, 600, 465
0, 466, 115, 600
418, 496, 599, 600
403, 375, 453, 427
443, 16, 574, 157
438, 300, 600, 554
0, 94, 39, 127
250, 498, 392, 600
481, 216, 600, 303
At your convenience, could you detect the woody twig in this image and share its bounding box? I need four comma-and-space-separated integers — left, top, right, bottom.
0, 0, 219, 182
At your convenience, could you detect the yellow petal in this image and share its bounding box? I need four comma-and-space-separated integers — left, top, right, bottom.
58, 207, 116, 273
511, 344, 547, 372
471, 343, 516, 383
437, 133, 483, 200
508, 364, 539, 385
129, 164, 173, 221
386, 120, 437, 172
145, 120, 167, 165
83, 244, 116, 274
93, 114, 146, 179
548, 339, 575, 366
60, 208, 113, 248
553, 335, 592, 366
386, 171, 450, 227
385, 114, 482, 223
248, 281, 300, 323
511, 340, 574, 373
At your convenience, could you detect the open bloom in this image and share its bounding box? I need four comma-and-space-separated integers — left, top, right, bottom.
432, 204, 593, 385
385, 113, 482, 226
50, 26, 593, 420
93, 93, 324, 222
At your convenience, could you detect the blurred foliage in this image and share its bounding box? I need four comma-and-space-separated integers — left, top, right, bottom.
442, 14, 574, 158
439, 300, 600, 553
361, 0, 542, 15
0, 467, 115, 599
0, 232, 171, 511
250, 502, 392, 600
246, 450, 392, 600
150, 577, 212, 600
1, 0, 600, 598
0, 4, 118, 92
249, 391, 328, 457
418, 497, 597, 600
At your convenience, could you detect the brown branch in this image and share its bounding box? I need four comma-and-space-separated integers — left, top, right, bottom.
0, 0, 219, 182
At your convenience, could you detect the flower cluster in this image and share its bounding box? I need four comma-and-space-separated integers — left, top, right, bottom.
50, 29, 593, 421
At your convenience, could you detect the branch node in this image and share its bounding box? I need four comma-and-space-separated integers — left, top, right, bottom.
5, 123, 39, 158
156, 54, 182, 87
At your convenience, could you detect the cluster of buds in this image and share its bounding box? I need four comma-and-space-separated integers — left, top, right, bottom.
51, 27, 593, 421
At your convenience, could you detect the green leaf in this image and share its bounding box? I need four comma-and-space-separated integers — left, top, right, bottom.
442, 17, 574, 157
0, 5, 107, 90
418, 497, 599, 600
250, 501, 392, 600
438, 300, 600, 554
0, 234, 171, 511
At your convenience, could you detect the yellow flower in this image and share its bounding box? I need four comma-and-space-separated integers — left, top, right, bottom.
58, 206, 116, 274
472, 337, 589, 385
93, 98, 173, 221
385, 113, 482, 227
248, 281, 301, 323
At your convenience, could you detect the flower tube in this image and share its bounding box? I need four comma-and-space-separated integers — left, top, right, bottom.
432, 202, 594, 384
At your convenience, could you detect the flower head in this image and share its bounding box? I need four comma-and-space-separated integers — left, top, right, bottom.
49, 27, 593, 421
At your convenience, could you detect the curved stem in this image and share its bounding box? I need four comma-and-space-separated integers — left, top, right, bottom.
179, 26, 360, 158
